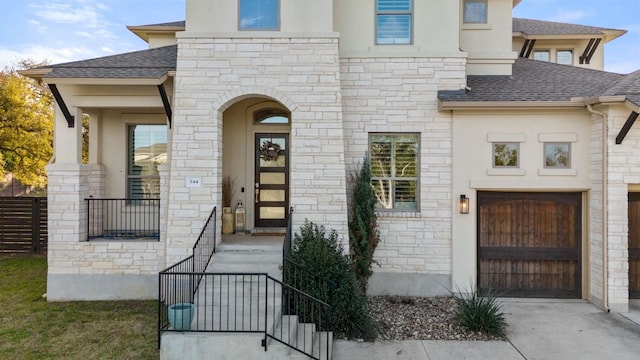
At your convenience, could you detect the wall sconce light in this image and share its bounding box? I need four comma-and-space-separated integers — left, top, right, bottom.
459, 194, 470, 214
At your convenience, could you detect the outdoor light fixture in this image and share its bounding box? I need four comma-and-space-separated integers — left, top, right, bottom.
459, 194, 469, 214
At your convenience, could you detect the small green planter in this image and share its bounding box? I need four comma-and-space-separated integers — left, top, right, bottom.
167, 303, 194, 331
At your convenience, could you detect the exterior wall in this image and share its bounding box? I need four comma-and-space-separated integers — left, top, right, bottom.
166, 34, 349, 265
451, 109, 593, 292
186, 0, 333, 33
335, 0, 462, 58
604, 105, 640, 312
460, 0, 518, 75
148, 37, 178, 49
589, 110, 605, 307
341, 57, 466, 296
512, 38, 605, 71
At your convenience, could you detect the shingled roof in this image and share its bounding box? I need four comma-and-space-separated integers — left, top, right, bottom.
437, 58, 640, 106
513, 17, 624, 37
37, 45, 177, 79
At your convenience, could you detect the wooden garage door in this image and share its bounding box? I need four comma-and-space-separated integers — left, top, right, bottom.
478, 192, 582, 298
629, 193, 640, 298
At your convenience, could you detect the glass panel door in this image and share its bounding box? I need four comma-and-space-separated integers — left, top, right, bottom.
255, 133, 288, 227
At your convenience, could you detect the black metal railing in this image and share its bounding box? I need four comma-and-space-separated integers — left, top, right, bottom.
159, 270, 331, 359
86, 198, 160, 240
158, 206, 333, 360
192, 207, 217, 276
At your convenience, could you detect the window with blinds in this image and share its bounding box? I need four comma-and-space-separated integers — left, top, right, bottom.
128, 125, 167, 199
239, 0, 279, 30
376, 0, 412, 45
370, 134, 419, 210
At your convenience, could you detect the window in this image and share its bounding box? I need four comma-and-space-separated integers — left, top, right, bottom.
556, 50, 573, 65
128, 125, 167, 199
533, 50, 550, 62
544, 143, 571, 168
254, 108, 290, 124
464, 0, 487, 24
493, 143, 519, 168
239, 0, 279, 30
370, 134, 419, 210
376, 0, 412, 45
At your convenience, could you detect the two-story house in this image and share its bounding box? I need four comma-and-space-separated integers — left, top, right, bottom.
20, 0, 640, 316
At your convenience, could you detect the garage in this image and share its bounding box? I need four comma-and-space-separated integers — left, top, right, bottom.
629, 193, 640, 298
478, 192, 582, 298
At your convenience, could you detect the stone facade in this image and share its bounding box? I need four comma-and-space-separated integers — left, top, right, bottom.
341, 57, 465, 295
165, 36, 349, 264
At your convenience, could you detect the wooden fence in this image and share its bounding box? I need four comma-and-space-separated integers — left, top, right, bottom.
0, 197, 47, 255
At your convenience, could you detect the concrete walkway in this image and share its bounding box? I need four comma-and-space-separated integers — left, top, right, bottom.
333, 299, 640, 360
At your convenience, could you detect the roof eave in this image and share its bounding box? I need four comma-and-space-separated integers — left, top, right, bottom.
39, 73, 170, 86
439, 100, 583, 111
18, 68, 53, 80
126, 25, 184, 43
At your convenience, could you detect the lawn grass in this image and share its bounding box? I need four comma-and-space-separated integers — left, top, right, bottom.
0, 256, 159, 360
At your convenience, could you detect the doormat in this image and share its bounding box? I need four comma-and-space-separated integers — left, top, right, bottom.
251, 232, 285, 237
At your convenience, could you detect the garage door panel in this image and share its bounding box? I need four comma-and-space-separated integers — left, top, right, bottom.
480, 259, 579, 298
478, 192, 582, 298
629, 193, 640, 298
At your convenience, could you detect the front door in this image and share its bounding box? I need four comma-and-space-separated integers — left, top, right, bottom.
255, 133, 289, 228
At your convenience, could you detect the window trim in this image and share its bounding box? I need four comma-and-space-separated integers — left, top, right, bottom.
463, 0, 488, 24
369, 133, 420, 211
375, 0, 414, 45
238, 0, 280, 31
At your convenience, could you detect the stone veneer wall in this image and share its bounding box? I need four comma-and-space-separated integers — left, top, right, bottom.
46, 163, 163, 300
604, 107, 640, 312
165, 36, 349, 265
340, 57, 466, 296
589, 112, 605, 307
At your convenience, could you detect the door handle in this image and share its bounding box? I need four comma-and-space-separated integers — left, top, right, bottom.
255, 183, 260, 203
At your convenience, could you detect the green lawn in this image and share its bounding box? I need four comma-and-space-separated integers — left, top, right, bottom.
0, 257, 159, 360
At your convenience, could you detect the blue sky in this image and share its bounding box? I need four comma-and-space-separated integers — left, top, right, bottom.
1, 0, 639, 73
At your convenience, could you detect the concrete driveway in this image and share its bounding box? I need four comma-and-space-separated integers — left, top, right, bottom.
333, 299, 640, 360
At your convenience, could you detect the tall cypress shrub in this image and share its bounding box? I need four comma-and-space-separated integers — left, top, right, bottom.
348, 156, 379, 292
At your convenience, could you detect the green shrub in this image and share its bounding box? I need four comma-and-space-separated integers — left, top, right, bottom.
454, 288, 507, 337
289, 220, 377, 340
348, 156, 380, 292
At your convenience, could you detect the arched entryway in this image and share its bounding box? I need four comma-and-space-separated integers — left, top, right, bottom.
222, 97, 291, 232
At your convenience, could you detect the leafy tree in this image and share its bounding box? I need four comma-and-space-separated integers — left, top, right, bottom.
0, 61, 53, 188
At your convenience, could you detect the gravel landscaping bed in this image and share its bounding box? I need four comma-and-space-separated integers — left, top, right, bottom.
369, 296, 505, 341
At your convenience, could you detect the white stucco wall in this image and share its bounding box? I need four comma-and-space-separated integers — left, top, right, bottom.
461, 0, 518, 75
186, 0, 333, 34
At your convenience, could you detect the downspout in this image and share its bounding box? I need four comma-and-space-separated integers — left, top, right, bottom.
587, 104, 609, 311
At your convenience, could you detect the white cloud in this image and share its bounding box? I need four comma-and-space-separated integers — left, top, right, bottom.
0, 45, 102, 69
32, 3, 102, 25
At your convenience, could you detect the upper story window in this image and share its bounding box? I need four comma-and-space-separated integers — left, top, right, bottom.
376, 0, 412, 45
533, 50, 550, 62
128, 125, 167, 199
556, 50, 573, 65
463, 0, 487, 24
239, 0, 279, 30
